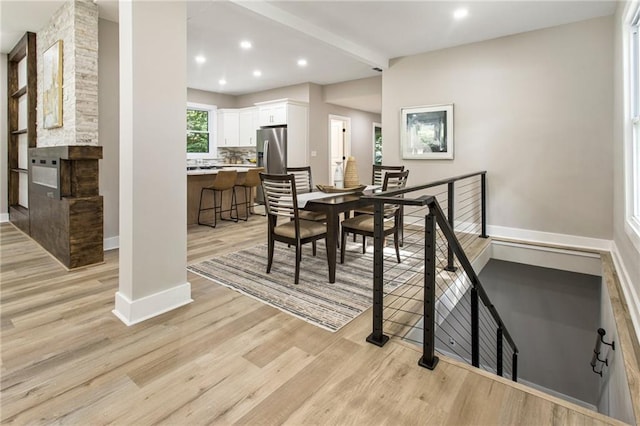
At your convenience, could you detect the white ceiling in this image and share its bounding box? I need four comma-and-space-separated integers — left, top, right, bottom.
1, 0, 617, 113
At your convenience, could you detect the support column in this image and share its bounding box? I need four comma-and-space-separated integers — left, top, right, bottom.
113, 1, 191, 325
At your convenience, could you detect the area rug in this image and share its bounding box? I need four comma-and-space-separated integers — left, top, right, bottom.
187, 238, 423, 332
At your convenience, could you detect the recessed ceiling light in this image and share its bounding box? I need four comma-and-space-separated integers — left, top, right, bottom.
219, 79, 227, 85
453, 8, 468, 20
195, 55, 206, 64
253, 70, 262, 77
240, 40, 252, 50
297, 58, 308, 67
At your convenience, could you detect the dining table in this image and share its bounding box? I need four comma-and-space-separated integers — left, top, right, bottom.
297, 187, 378, 284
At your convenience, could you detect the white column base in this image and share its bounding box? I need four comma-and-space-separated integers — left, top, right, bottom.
113, 282, 192, 326
0, 213, 9, 223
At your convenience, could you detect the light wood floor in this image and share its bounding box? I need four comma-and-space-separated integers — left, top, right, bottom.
0, 219, 627, 425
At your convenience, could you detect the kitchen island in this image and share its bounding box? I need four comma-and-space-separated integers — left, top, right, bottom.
187, 166, 260, 226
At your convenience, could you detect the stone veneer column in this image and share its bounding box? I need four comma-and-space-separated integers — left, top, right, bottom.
37, 0, 98, 147
114, 1, 191, 325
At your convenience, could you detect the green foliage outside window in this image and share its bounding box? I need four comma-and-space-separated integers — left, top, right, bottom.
187, 109, 209, 153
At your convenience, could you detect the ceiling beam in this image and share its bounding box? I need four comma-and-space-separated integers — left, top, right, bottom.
230, 0, 389, 70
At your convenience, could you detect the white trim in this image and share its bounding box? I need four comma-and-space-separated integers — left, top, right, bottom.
518, 378, 598, 411
104, 236, 119, 251
491, 240, 602, 276
487, 224, 612, 252
472, 240, 492, 273
0, 213, 8, 223
112, 282, 193, 326
611, 242, 640, 345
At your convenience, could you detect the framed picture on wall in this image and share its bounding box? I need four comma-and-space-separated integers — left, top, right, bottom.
401, 104, 453, 159
43, 40, 63, 129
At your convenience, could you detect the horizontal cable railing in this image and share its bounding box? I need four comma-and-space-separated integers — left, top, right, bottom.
362, 171, 519, 381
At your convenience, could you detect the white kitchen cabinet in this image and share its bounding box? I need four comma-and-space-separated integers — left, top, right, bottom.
238, 107, 259, 147
255, 99, 309, 167
217, 109, 239, 147
257, 102, 287, 126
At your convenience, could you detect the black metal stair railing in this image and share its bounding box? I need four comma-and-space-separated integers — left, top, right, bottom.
362, 172, 519, 382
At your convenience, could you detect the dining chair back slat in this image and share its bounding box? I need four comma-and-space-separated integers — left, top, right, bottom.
372, 165, 405, 186
286, 166, 314, 194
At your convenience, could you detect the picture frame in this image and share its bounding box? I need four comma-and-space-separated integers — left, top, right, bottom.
43, 40, 63, 129
401, 104, 454, 160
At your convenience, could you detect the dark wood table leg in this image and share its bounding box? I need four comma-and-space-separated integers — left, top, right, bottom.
326, 208, 339, 283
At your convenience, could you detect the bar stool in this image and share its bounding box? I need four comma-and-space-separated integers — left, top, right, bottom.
233, 167, 265, 221
197, 170, 239, 228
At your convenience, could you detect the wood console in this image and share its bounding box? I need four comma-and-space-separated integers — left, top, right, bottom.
29, 146, 103, 269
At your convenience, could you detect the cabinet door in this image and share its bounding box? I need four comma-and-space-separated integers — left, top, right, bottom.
219, 110, 239, 146
271, 104, 287, 125
258, 103, 287, 126
239, 108, 258, 147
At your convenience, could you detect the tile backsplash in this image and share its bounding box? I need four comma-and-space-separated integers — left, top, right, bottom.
218, 147, 257, 164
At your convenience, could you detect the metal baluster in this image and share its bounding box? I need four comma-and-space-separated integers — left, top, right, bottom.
471, 287, 479, 368
419, 206, 439, 370
445, 181, 457, 271
497, 326, 503, 377
366, 200, 389, 347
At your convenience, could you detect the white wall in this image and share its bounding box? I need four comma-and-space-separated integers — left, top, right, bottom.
383, 16, 614, 241
98, 18, 119, 244
1, 54, 8, 221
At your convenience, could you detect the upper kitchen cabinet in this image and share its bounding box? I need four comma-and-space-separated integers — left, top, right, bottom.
255, 99, 309, 167
217, 109, 239, 147
238, 107, 259, 147
257, 101, 287, 126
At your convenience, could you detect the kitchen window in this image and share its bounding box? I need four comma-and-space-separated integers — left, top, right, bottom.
187, 102, 216, 159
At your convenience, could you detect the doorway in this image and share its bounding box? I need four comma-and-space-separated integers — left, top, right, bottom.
328, 115, 351, 186
373, 122, 382, 165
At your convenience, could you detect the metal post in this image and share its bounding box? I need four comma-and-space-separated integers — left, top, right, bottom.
419, 206, 439, 370
497, 327, 503, 377
480, 173, 488, 238
512, 352, 518, 382
366, 200, 389, 347
445, 181, 457, 271
471, 287, 479, 368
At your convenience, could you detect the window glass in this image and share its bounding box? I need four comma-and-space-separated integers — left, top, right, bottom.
187, 108, 210, 153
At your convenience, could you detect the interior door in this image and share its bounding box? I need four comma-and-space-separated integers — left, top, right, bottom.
329, 116, 351, 186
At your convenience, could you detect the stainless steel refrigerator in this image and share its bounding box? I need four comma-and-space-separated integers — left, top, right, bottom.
256, 126, 287, 203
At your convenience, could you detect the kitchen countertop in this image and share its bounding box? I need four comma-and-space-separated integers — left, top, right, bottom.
187, 166, 256, 176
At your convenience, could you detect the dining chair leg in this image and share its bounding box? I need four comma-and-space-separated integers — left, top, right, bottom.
294, 242, 302, 284
266, 235, 274, 273
312, 241, 317, 256
340, 229, 346, 264
394, 228, 401, 263
362, 236, 366, 254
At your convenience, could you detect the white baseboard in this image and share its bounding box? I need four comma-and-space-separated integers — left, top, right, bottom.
0, 213, 8, 223
610, 242, 640, 346
104, 236, 119, 251
518, 378, 597, 411
113, 282, 193, 326
491, 240, 603, 276
487, 225, 612, 252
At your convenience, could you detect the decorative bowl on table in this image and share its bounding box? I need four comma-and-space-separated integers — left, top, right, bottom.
316, 184, 367, 193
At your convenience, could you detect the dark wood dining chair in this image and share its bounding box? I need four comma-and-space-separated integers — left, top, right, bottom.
372, 164, 405, 186
340, 170, 410, 264
353, 164, 408, 244
286, 166, 326, 222
260, 173, 329, 284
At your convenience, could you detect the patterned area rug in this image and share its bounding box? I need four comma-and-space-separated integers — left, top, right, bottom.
188, 238, 423, 332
